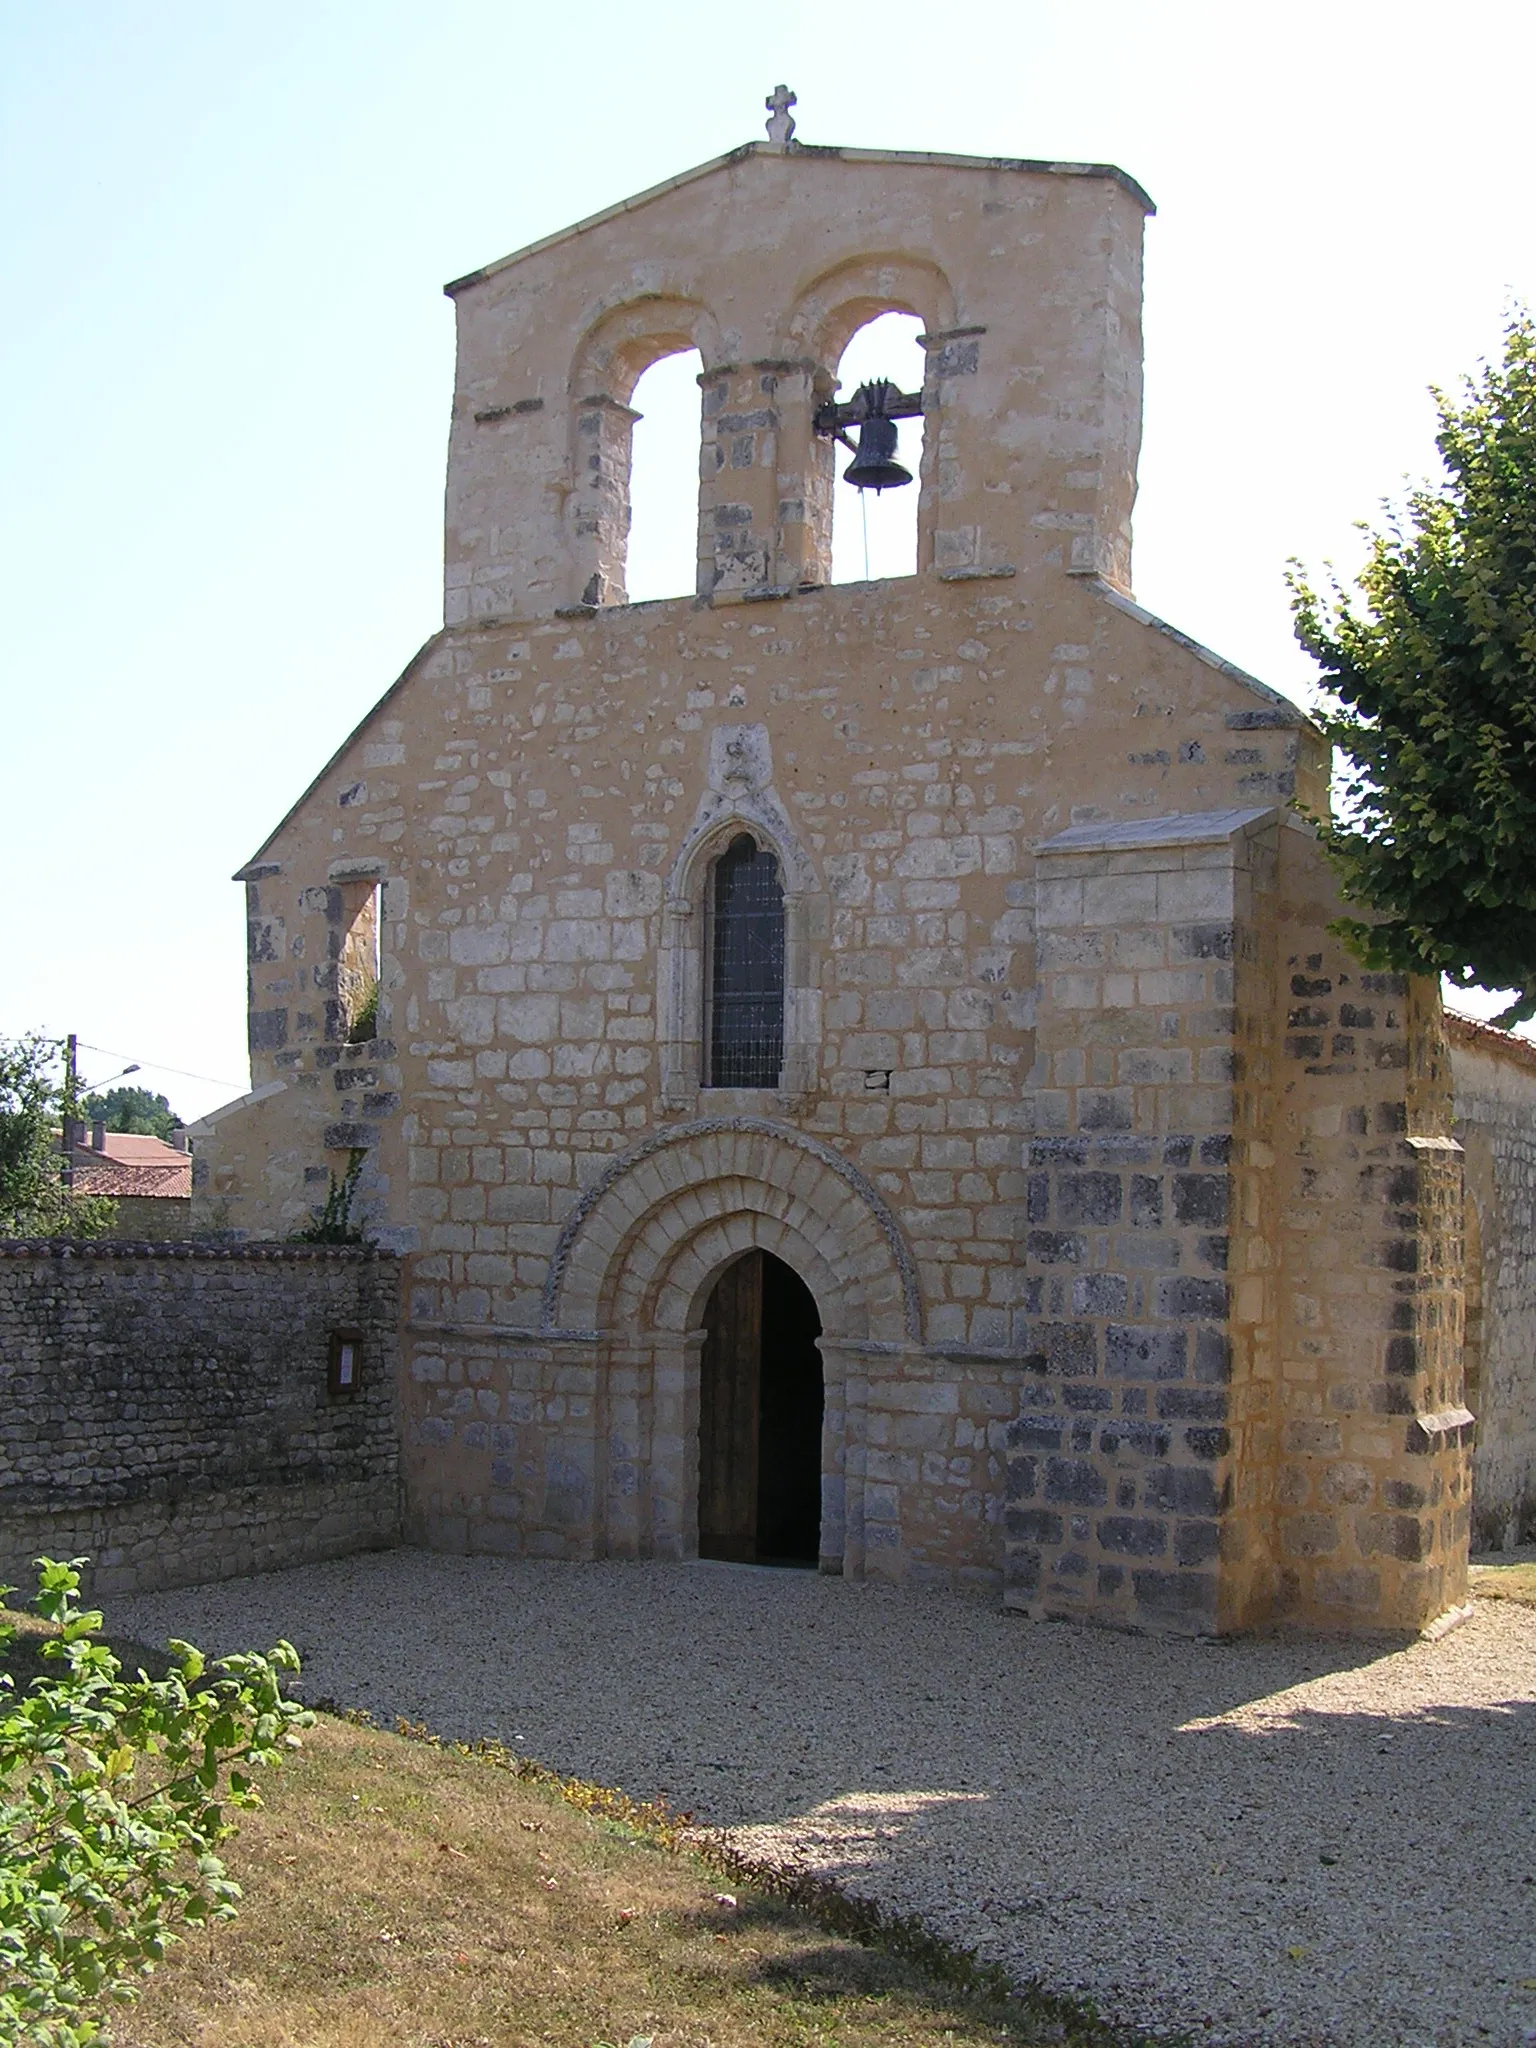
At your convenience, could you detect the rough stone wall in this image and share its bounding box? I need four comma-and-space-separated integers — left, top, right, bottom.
1004, 809, 1277, 1634
1269, 892, 1472, 1630
98, 1194, 192, 1240
1449, 1015, 1536, 1549
0, 1245, 400, 1597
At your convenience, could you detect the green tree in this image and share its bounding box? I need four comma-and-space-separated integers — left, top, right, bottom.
1288, 311, 1536, 1025
1, 1558, 310, 2046
0, 1036, 115, 1240
77, 1085, 180, 1141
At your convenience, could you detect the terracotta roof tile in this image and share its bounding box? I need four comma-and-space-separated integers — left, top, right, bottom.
72, 1161, 192, 1199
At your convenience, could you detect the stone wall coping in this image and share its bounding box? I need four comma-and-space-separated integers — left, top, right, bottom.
1090, 581, 1311, 728
1035, 806, 1274, 857
0, 1239, 398, 1262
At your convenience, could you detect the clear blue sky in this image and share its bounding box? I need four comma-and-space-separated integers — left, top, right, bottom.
4, 0, 1533, 1116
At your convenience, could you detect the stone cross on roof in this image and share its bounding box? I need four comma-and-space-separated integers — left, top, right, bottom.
765, 84, 797, 144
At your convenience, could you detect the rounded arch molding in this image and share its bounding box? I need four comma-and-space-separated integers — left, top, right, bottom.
541, 1117, 921, 1346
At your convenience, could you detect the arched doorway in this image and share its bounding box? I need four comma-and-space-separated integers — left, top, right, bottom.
698, 1249, 823, 1566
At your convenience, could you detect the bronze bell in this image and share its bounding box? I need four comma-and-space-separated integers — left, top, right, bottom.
842, 385, 913, 492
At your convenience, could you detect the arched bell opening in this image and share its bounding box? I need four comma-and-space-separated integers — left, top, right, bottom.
625, 346, 705, 603
828, 310, 926, 585
698, 1249, 824, 1566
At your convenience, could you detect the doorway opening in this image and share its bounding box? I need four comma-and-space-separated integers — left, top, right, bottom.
698, 1249, 824, 1567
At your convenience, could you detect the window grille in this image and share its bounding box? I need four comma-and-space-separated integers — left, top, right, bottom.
708, 834, 785, 1088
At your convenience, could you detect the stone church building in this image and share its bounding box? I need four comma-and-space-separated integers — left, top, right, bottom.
193, 107, 1536, 1636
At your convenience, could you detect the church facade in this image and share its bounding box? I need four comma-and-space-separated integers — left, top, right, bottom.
193, 120, 1486, 1634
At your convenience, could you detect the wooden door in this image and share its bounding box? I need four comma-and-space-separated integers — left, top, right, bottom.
698, 1251, 763, 1561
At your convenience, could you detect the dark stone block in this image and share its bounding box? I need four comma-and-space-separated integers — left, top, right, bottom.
1063, 1387, 1112, 1415
1130, 1175, 1164, 1227
1117, 1478, 1136, 1508
1106, 1324, 1188, 1380
1006, 1509, 1064, 1546
1157, 1276, 1228, 1319
1008, 1548, 1042, 1596
1006, 1419, 1063, 1453
1146, 1464, 1219, 1517
1198, 1134, 1233, 1166
1097, 1515, 1167, 1557
1194, 1328, 1232, 1382
1285, 1034, 1324, 1060
249, 1008, 288, 1052
1059, 1173, 1123, 1225
1291, 974, 1333, 997
1161, 1136, 1193, 1167
1132, 1569, 1217, 1624
1026, 1231, 1085, 1266
363, 1092, 401, 1117
1098, 1564, 1126, 1598
1072, 1273, 1128, 1315
1023, 1322, 1099, 1377
1005, 1457, 1038, 1500
1174, 1174, 1229, 1228
1288, 1005, 1331, 1030
1156, 1386, 1228, 1421
1379, 1237, 1419, 1274
323, 1122, 377, 1151
1384, 1479, 1427, 1511
1175, 1519, 1222, 1566
1044, 1456, 1108, 1507
1031, 1138, 1088, 1166
1386, 1335, 1418, 1376
1080, 1091, 1132, 1132
1196, 1235, 1229, 1271
1100, 1422, 1172, 1459
1185, 1426, 1232, 1460
1056, 1549, 1091, 1576
1027, 1174, 1050, 1222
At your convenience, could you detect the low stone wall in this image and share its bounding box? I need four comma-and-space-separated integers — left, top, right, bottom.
0, 1243, 401, 1597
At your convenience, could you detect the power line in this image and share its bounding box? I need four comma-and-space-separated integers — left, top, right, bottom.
76, 1042, 248, 1092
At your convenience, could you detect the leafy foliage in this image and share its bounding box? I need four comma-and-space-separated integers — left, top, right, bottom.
0, 1559, 310, 2046
77, 1087, 181, 1142
0, 1036, 115, 1240
1289, 312, 1536, 1024
345, 979, 378, 1045
289, 1150, 367, 1245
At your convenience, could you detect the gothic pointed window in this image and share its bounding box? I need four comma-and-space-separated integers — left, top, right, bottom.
708, 834, 785, 1088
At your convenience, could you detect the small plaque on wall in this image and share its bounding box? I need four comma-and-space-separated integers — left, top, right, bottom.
328, 1329, 363, 1398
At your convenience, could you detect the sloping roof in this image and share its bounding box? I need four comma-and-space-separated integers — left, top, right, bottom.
72, 1160, 192, 1199
1446, 1008, 1536, 1077
78, 1131, 187, 1167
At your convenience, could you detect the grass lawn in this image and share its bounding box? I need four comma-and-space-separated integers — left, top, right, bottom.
1468, 1558, 1536, 1607
2, 1607, 1149, 2048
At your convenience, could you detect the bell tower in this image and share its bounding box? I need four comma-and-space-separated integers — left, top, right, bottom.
440, 109, 1153, 625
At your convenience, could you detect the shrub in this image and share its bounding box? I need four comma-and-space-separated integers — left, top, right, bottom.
0, 1559, 311, 2046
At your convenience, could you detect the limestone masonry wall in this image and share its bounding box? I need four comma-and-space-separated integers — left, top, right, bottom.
1449, 1015, 1536, 1549
186, 138, 1481, 1633
0, 1245, 400, 1596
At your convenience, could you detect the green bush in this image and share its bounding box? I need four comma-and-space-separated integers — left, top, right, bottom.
0, 1559, 311, 2046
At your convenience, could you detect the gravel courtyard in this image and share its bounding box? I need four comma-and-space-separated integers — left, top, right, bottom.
112, 1552, 1536, 2048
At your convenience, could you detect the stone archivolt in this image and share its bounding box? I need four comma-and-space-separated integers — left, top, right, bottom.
544, 1116, 919, 1346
